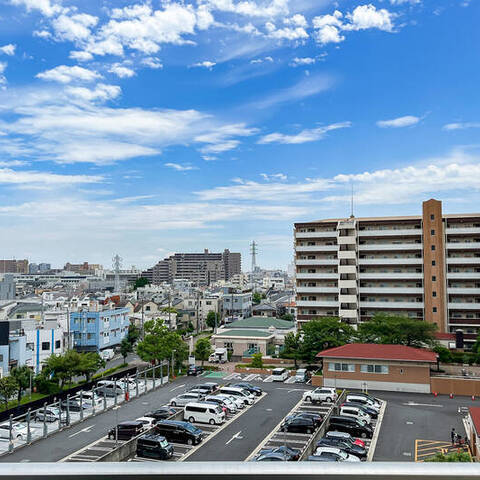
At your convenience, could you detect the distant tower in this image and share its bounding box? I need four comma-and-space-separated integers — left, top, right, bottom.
112, 254, 122, 294
250, 241, 258, 273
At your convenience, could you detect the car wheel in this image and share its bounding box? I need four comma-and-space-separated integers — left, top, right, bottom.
209, 419, 215, 425
326, 397, 332, 403
305, 396, 311, 402
35, 416, 40, 422
361, 432, 367, 439
171, 402, 176, 407
187, 438, 193, 445
188, 417, 195, 423
16, 434, 22, 440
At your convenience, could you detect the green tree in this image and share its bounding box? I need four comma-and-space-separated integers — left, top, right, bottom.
301, 317, 354, 363
10, 365, 32, 404
251, 352, 263, 368
252, 292, 262, 304
280, 313, 294, 321
133, 277, 150, 290
282, 332, 302, 368
127, 324, 140, 345
0, 376, 18, 410
433, 345, 452, 364
425, 451, 471, 462
206, 311, 219, 331
357, 313, 438, 348
194, 338, 213, 366
120, 338, 133, 365
76, 352, 105, 382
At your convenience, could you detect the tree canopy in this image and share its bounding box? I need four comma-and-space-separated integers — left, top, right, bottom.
206, 311, 219, 331
282, 331, 302, 367
251, 352, 263, 368
10, 365, 32, 403
120, 338, 133, 364
133, 277, 150, 290
0, 376, 18, 409
194, 338, 213, 366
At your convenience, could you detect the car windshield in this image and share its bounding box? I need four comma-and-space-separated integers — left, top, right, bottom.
184, 423, 199, 433
337, 449, 348, 459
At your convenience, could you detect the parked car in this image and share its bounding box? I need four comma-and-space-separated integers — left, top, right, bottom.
170, 393, 205, 407
258, 446, 301, 461
313, 446, 361, 462
253, 453, 288, 461
205, 396, 236, 414
231, 382, 262, 397
100, 348, 115, 361
0, 424, 25, 440
188, 385, 213, 394
294, 411, 322, 428
136, 433, 173, 460
187, 365, 204, 376
271, 367, 289, 382
307, 454, 339, 462
328, 416, 373, 439
107, 421, 145, 440
80, 391, 102, 408
215, 394, 244, 410
144, 406, 177, 421
136, 417, 157, 428
325, 430, 366, 448
203, 382, 219, 392
345, 393, 381, 411
154, 420, 203, 445
96, 380, 124, 398
34, 407, 66, 423
61, 399, 89, 412
280, 416, 315, 434
302, 387, 337, 404
218, 387, 254, 405
294, 369, 308, 383
341, 401, 378, 419
316, 437, 367, 460
184, 402, 225, 425
339, 405, 371, 425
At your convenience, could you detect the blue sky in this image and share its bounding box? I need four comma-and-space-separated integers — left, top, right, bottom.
0, 0, 479, 271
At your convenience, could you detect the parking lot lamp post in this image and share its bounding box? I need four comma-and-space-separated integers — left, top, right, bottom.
26, 408, 32, 444
92, 389, 96, 416
135, 371, 139, 397
113, 405, 120, 447
171, 349, 176, 379
79, 391, 84, 421
152, 364, 156, 389
8, 414, 13, 453
42, 402, 48, 438
103, 390, 107, 412
160, 361, 163, 386
57, 398, 62, 430
66, 394, 71, 426
114, 379, 118, 406
29, 370, 33, 400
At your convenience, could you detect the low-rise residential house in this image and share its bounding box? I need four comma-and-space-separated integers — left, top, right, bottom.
212, 329, 275, 359
223, 292, 252, 320
252, 303, 277, 317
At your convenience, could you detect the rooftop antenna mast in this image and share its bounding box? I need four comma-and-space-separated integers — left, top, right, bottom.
349, 181, 354, 218
113, 254, 122, 294
250, 241, 258, 273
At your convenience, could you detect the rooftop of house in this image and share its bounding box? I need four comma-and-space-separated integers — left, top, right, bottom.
214, 329, 274, 338
224, 316, 295, 330
316, 343, 438, 363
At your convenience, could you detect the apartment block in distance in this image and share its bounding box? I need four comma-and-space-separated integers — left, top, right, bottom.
0, 259, 28, 274
294, 199, 480, 347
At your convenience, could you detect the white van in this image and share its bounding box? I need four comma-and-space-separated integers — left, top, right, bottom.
184, 402, 225, 425
96, 380, 124, 397
271, 367, 289, 382
101, 349, 115, 361
294, 369, 308, 383
218, 387, 254, 405
339, 405, 371, 425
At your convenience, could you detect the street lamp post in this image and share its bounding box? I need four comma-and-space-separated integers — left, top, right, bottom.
113, 405, 120, 447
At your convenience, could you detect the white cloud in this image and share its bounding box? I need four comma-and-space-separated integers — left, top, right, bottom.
284, 14, 307, 28
199, 0, 289, 18
33, 30, 52, 39
265, 21, 308, 40
290, 57, 316, 66
260, 173, 287, 181
10, 0, 65, 17
164, 162, 198, 171
51, 13, 98, 42
65, 83, 121, 102
195, 123, 258, 153
250, 56, 274, 64
0, 44, 16, 56
0, 167, 102, 185
192, 60, 216, 68
109, 64, 136, 78
0, 160, 29, 167
315, 24, 345, 44
258, 121, 351, 144
443, 122, 480, 131
312, 10, 343, 29
142, 57, 163, 69
0, 62, 7, 85
390, 0, 420, 4
376, 115, 420, 128
69, 51, 94, 62
36, 65, 103, 83
344, 4, 394, 32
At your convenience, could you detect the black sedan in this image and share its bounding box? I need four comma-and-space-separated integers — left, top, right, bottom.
294, 411, 322, 428
258, 446, 300, 461
231, 382, 262, 396
254, 453, 288, 461
144, 406, 177, 421
316, 437, 367, 460
187, 365, 204, 376
280, 416, 315, 434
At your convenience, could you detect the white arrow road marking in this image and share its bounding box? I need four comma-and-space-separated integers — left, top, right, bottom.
225, 431, 243, 445
69, 425, 94, 438
169, 384, 185, 392
402, 402, 443, 408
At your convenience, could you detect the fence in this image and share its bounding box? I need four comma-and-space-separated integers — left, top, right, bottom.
0, 362, 169, 457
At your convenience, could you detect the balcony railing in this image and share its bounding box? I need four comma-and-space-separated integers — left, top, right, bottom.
295, 231, 337, 238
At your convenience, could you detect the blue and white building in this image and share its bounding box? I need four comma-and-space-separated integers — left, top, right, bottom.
70, 308, 130, 352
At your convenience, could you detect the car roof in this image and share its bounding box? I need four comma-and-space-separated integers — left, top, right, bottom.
118, 421, 144, 427
139, 433, 166, 441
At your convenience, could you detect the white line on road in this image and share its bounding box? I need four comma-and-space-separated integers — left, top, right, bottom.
169, 384, 186, 392
367, 399, 387, 462
69, 425, 95, 438
403, 402, 443, 408
225, 431, 243, 445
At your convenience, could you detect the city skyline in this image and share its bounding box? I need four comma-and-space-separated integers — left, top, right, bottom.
0, 0, 479, 269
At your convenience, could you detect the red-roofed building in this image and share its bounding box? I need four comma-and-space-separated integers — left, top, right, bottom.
466, 407, 480, 459
316, 343, 438, 393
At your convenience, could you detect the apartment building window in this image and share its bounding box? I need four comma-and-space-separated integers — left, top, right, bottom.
430, 214, 435, 220
432, 260, 436, 266
433, 307, 437, 313
360, 364, 389, 374
431, 229, 435, 236
432, 276, 436, 281
329, 362, 355, 372
55, 340, 61, 349
433, 291, 437, 297
431, 245, 436, 251
41, 342, 50, 351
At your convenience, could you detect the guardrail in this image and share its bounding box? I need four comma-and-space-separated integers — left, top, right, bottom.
299, 389, 346, 460
1, 462, 480, 479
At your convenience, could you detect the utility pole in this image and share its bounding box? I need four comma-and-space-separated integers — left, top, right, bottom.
168, 290, 171, 328
141, 291, 144, 340
196, 290, 200, 334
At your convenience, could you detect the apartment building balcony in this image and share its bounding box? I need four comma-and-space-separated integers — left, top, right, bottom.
359, 287, 423, 294
449, 318, 480, 325
446, 257, 480, 264
358, 258, 422, 265
338, 280, 357, 289
338, 251, 356, 260
296, 273, 338, 280
338, 265, 357, 274
359, 272, 423, 279
338, 236, 356, 245
295, 231, 337, 239
296, 300, 339, 307
359, 301, 424, 309
447, 242, 480, 250
296, 245, 338, 252
296, 259, 337, 266
447, 272, 480, 279
339, 294, 358, 303
339, 309, 358, 318
446, 227, 480, 235
448, 302, 480, 310
448, 288, 480, 295
358, 228, 422, 237
358, 243, 422, 251
296, 286, 338, 293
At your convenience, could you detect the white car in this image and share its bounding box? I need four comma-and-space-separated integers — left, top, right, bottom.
135, 417, 157, 428
314, 446, 361, 462
0, 423, 26, 440
216, 394, 244, 410
34, 407, 65, 423
170, 392, 205, 407
303, 387, 337, 404
80, 391, 103, 408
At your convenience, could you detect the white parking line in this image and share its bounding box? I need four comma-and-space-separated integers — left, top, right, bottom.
68, 425, 95, 438
169, 384, 186, 392
367, 400, 387, 462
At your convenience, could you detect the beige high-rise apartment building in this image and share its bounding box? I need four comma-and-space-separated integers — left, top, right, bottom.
294, 199, 480, 347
